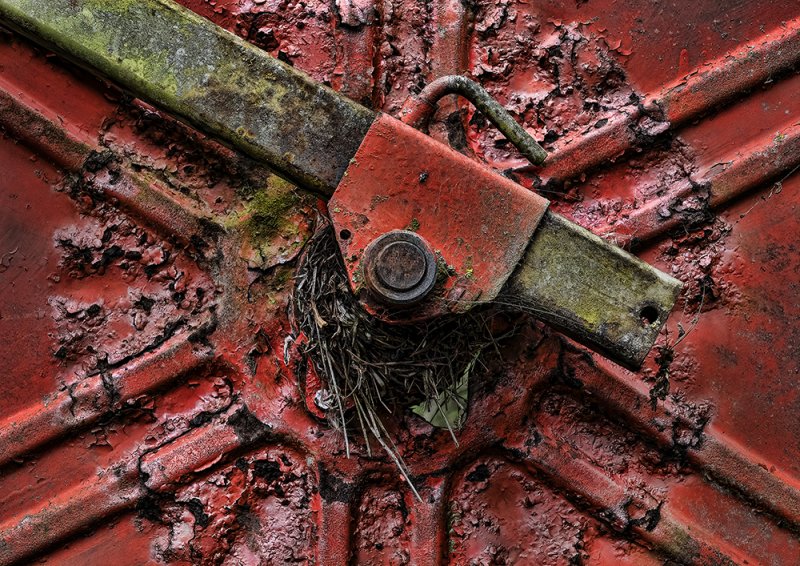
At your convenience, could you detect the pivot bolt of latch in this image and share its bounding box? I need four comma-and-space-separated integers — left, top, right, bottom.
364, 230, 437, 306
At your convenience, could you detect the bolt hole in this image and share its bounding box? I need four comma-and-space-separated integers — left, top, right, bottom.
339, 229, 352, 241
640, 305, 660, 326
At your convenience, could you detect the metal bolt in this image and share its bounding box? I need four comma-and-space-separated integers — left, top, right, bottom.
364, 230, 437, 306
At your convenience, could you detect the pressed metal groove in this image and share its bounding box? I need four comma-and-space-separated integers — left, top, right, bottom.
533, 19, 800, 186
0, 0, 375, 195
0, 337, 211, 467
0, 403, 743, 566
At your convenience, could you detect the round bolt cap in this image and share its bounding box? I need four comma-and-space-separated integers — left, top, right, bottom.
364, 231, 437, 306
374, 241, 428, 291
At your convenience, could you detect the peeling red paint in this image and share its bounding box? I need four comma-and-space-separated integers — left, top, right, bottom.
1, 1, 799, 564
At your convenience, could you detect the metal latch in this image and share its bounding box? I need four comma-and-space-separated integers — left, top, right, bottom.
330, 113, 549, 318
0, 0, 682, 368
329, 109, 680, 368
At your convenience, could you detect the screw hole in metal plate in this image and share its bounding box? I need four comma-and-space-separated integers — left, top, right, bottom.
640, 305, 660, 326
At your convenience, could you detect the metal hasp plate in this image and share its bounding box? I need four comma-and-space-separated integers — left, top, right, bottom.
331, 114, 681, 367
329, 113, 549, 318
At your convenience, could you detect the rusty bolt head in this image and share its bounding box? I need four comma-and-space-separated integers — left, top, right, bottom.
364, 230, 437, 306
375, 241, 427, 291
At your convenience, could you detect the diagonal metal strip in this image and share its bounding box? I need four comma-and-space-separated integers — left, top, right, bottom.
531, 20, 800, 188
0, 0, 374, 195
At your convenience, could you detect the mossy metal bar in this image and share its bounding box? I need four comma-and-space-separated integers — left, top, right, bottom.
504, 213, 682, 368
0, 0, 375, 195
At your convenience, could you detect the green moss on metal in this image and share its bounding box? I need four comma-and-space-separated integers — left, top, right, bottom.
227, 177, 306, 243
0, 1, 184, 97
511, 214, 641, 329
464, 256, 474, 280
504, 212, 681, 368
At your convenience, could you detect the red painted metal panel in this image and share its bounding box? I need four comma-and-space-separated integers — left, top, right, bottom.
0, 1, 799, 564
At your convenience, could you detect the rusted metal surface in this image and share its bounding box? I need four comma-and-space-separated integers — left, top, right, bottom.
0, 0, 799, 565
0, 0, 681, 368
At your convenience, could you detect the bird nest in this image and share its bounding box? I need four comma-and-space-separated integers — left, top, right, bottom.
291, 222, 515, 494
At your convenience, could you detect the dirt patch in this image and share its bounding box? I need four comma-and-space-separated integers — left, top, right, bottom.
448, 458, 591, 564
353, 484, 411, 565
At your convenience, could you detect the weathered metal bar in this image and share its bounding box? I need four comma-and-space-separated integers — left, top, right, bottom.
0, 0, 374, 195
503, 212, 682, 368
